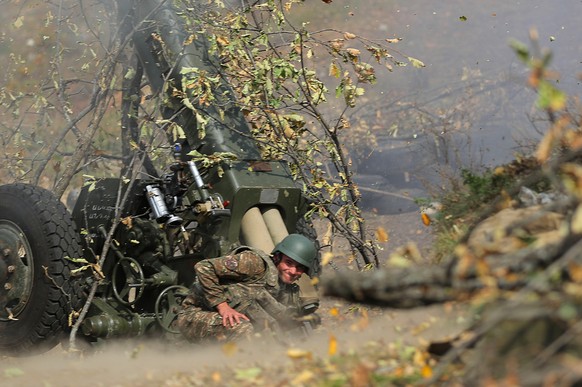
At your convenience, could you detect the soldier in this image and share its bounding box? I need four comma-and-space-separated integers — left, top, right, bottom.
176, 234, 318, 342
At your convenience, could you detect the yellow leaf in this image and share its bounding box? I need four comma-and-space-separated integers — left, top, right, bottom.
221, 341, 238, 357
421, 364, 433, 378
287, 348, 313, 360
328, 334, 338, 356
572, 205, 582, 234
292, 370, 315, 384
211, 371, 222, 383
329, 307, 340, 317
13, 16, 24, 29
322, 251, 334, 266
322, 222, 333, 246
413, 349, 426, 367
344, 32, 357, 40
386, 254, 411, 268
375, 227, 389, 242
408, 56, 426, 68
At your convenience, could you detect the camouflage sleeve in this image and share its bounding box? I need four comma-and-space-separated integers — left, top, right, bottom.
277, 283, 302, 311
194, 251, 266, 308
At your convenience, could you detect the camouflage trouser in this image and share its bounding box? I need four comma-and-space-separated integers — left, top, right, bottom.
175, 305, 254, 343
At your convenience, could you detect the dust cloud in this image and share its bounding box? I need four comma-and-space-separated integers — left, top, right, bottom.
0, 302, 468, 386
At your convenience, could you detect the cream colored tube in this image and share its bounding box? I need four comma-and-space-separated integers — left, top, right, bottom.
261, 206, 289, 244
240, 206, 275, 253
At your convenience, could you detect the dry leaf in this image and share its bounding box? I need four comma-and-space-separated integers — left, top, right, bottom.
287, 348, 313, 360
292, 370, 315, 384
571, 204, 582, 233
421, 212, 431, 226
346, 48, 361, 57
568, 261, 582, 282
221, 341, 238, 357
322, 251, 334, 266
351, 363, 371, 387
421, 364, 433, 378
328, 334, 338, 356
375, 226, 389, 242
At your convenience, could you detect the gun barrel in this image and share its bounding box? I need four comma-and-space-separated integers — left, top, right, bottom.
119, 0, 261, 159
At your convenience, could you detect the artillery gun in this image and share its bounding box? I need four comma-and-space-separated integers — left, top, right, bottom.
0, 0, 319, 355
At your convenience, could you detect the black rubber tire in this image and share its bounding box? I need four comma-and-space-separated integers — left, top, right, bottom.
0, 183, 84, 355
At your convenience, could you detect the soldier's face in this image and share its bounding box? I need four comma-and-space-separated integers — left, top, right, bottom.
277, 254, 307, 284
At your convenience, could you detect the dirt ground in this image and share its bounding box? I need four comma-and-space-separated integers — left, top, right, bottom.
0, 211, 457, 386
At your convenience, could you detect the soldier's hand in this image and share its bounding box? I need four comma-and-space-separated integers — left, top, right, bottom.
216, 302, 250, 328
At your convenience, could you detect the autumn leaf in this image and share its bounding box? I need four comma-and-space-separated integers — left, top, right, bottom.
351, 364, 371, 386
322, 251, 334, 266
568, 261, 582, 282
221, 341, 238, 357
292, 370, 315, 384
421, 212, 431, 226
344, 32, 356, 40
121, 216, 133, 228
287, 348, 313, 360
234, 367, 262, 381
4, 368, 24, 378
572, 207, 582, 235
328, 334, 338, 356
13, 16, 24, 29
421, 364, 433, 378
408, 56, 426, 68
346, 48, 361, 57
537, 80, 567, 111
329, 62, 341, 78
375, 226, 389, 242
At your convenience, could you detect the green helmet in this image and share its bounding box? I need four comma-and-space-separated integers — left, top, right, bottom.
272, 234, 317, 274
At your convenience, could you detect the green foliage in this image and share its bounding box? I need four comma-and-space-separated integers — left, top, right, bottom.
170, 0, 417, 267
509, 36, 566, 112
0, 0, 419, 268
429, 167, 514, 261
460, 168, 511, 206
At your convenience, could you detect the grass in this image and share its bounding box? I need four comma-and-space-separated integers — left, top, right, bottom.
428, 156, 545, 262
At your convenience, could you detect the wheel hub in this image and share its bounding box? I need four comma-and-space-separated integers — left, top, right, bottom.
0, 221, 34, 321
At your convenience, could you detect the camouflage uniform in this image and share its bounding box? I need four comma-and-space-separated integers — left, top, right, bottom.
176, 248, 301, 342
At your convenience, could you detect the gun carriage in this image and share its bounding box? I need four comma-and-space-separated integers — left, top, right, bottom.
0, 0, 318, 354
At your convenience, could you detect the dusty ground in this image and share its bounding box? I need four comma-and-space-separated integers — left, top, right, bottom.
0, 303, 470, 386
0, 210, 457, 386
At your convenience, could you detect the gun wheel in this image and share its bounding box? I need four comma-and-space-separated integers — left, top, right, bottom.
154, 285, 189, 334
112, 257, 146, 306
0, 183, 83, 356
